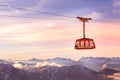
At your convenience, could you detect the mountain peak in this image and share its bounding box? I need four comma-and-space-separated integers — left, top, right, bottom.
28, 58, 43, 62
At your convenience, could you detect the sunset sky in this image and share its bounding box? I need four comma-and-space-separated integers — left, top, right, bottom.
0, 0, 120, 60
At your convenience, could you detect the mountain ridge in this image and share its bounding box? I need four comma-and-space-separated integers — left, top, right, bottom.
0, 63, 111, 80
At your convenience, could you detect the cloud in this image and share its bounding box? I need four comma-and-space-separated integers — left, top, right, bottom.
35, 62, 49, 67
50, 63, 63, 67
34, 0, 89, 14
0, 21, 45, 43
87, 11, 102, 20
13, 0, 40, 7
35, 61, 63, 68
0, 0, 15, 2
12, 63, 24, 69
113, 0, 120, 7
112, 0, 120, 14
0, 19, 75, 44
0, 0, 40, 7
107, 72, 120, 80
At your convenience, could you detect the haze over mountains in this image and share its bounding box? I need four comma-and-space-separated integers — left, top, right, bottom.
0, 57, 120, 80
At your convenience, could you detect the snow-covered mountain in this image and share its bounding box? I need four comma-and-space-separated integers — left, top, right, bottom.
1, 57, 120, 80
0, 63, 29, 80
16, 57, 77, 69
0, 59, 14, 64
28, 58, 44, 62
46, 57, 76, 65
79, 57, 120, 72
1, 57, 120, 73
0, 57, 77, 70
0, 63, 111, 80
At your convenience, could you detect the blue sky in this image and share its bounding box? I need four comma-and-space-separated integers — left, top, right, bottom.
0, 0, 120, 60
0, 0, 119, 20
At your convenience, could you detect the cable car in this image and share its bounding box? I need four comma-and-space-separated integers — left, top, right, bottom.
74, 17, 96, 50
75, 38, 96, 49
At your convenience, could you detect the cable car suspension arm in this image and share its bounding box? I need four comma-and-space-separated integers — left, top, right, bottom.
76, 17, 92, 38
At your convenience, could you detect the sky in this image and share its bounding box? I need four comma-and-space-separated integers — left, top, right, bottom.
0, 0, 120, 60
